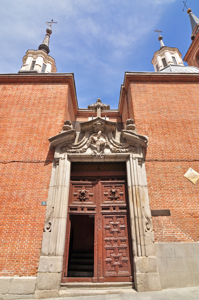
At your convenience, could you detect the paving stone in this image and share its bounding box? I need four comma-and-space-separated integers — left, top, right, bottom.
34, 289, 59, 299
16, 286, 199, 300
105, 294, 122, 300
1, 295, 33, 300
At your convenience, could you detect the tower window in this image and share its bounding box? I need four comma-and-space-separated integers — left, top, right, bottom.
41, 63, 47, 73
172, 56, 177, 65
156, 65, 159, 71
30, 60, 36, 70
162, 58, 167, 68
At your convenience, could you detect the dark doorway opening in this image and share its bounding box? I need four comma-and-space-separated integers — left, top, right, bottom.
67, 215, 94, 277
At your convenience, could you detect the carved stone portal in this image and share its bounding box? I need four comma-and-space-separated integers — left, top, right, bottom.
42, 104, 161, 294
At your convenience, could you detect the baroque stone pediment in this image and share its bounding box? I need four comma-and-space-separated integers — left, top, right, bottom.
49, 118, 148, 159
80, 117, 116, 133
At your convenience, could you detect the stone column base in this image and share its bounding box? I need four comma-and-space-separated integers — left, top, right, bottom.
134, 256, 161, 292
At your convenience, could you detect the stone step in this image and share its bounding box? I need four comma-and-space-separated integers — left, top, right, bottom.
60, 282, 134, 290
71, 253, 94, 259
70, 258, 94, 265
68, 264, 94, 271
59, 288, 136, 297
67, 271, 94, 277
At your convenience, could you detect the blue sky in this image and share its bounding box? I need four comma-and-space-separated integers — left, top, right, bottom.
1, 0, 199, 109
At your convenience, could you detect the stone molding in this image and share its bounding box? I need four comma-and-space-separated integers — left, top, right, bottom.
118, 72, 199, 114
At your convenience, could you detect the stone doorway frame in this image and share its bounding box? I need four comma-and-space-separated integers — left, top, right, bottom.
34, 150, 161, 298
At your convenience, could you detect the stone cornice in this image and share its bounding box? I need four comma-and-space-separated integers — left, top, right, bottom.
0, 73, 78, 113
76, 109, 120, 118
22, 49, 55, 65
118, 71, 199, 113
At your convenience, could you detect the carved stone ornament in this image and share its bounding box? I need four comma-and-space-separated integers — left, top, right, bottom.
44, 221, 52, 232
62, 120, 72, 132
90, 131, 106, 158
44, 208, 54, 232
93, 121, 105, 133
142, 205, 153, 232
49, 116, 148, 156
126, 119, 136, 131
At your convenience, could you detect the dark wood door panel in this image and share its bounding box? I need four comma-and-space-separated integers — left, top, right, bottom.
62, 174, 133, 283
102, 214, 132, 281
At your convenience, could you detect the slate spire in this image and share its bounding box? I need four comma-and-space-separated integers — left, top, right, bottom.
187, 8, 199, 40
38, 27, 52, 54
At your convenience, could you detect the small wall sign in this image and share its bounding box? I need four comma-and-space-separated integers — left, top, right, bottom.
41, 201, 47, 206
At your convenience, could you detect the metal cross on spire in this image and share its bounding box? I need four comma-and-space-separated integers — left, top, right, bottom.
154, 29, 165, 48
183, 0, 188, 12
46, 19, 57, 30
154, 29, 162, 37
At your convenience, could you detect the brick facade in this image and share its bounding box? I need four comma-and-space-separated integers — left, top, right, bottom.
184, 26, 199, 67
0, 75, 76, 276
120, 73, 199, 243
1, 71, 199, 279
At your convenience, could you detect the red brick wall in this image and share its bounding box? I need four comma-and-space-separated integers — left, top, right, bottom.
128, 80, 199, 242
184, 32, 199, 67
0, 80, 75, 276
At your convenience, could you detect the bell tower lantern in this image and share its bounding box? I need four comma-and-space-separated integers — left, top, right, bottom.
19, 20, 57, 73
151, 30, 184, 72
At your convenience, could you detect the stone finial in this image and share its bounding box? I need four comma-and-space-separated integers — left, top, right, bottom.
62, 120, 72, 131
88, 98, 110, 117
126, 119, 136, 131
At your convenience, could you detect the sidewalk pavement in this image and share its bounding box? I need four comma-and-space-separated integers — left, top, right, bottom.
23, 286, 199, 300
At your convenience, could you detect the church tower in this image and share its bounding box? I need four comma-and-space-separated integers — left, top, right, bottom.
184, 8, 199, 67
151, 32, 184, 72
19, 21, 57, 73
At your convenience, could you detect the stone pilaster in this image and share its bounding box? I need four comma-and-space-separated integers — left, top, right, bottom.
34, 154, 71, 299
126, 153, 161, 292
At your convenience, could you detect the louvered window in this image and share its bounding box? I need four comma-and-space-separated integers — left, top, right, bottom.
41, 64, 47, 73
162, 58, 167, 68
30, 61, 36, 70
172, 56, 177, 65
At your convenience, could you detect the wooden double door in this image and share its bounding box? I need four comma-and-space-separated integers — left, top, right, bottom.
62, 174, 133, 283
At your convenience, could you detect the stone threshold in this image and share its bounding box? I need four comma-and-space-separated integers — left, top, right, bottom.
59, 282, 135, 297
60, 282, 134, 289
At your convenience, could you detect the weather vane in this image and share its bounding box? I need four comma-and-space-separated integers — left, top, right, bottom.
46, 19, 57, 31
183, 0, 188, 12
154, 29, 162, 37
